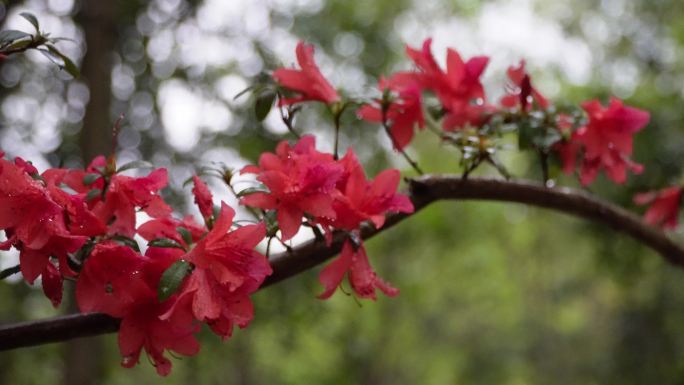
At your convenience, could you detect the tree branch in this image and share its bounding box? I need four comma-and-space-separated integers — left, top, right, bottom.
2, 175, 682, 351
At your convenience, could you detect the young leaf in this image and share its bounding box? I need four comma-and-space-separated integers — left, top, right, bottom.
148, 238, 185, 250
19, 12, 40, 32
85, 189, 102, 201
255, 90, 276, 121
233, 85, 255, 100
236, 186, 269, 197
46, 45, 79, 78
117, 160, 153, 173
176, 227, 193, 246
82, 173, 100, 185
111, 235, 141, 252
158, 260, 192, 302
0, 30, 31, 48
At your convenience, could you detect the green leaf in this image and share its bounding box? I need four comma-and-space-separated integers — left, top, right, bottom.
236, 186, 269, 197
85, 189, 102, 201
148, 238, 185, 250
255, 90, 276, 121
19, 12, 40, 32
0, 30, 31, 47
111, 235, 141, 252
158, 260, 193, 302
46, 44, 79, 77
4, 38, 32, 51
233, 85, 254, 100
82, 173, 100, 186
117, 160, 153, 173
518, 121, 535, 150
176, 227, 193, 246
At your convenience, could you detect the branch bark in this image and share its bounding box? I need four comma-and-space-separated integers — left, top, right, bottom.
1, 175, 682, 351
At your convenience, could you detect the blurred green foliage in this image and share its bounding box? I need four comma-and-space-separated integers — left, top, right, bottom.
2, 0, 684, 384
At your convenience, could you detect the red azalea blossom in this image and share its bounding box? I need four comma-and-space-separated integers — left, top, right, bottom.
93, 168, 173, 237
241, 135, 343, 240
76, 242, 148, 317
500, 60, 549, 111
118, 245, 199, 376
0, 156, 88, 306
192, 175, 214, 221
405, 38, 491, 129
551, 114, 581, 175
634, 186, 683, 229
575, 98, 650, 185
319, 239, 399, 300
165, 203, 271, 339
78, 241, 199, 375
185, 203, 271, 294
137, 215, 206, 249
328, 164, 414, 231
273, 41, 340, 105
119, 296, 200, 376
358, 74, 425, 150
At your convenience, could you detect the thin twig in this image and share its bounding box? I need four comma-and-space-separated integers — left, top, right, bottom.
0, 265, 20, 280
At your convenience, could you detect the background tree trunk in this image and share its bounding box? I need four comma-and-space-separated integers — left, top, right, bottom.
62, 2, 117, 384
77, 0, 116, 163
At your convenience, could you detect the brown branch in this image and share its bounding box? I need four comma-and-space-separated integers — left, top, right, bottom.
1, 175, 683, 351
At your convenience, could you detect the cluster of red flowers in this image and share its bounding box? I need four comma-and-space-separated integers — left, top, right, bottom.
0, 133, 412, 374
0, 153, 280, 375
1, 36, 682, 376
240, 135, 414, 299
272, 40, 680, 229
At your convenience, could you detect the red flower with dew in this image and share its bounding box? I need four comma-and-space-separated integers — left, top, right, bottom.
575, 98, 650, 185
634, 186, 683, 230
358, 74, 425, 150
241, 135, 343, 240
273, 41, 340, 105
0, 156, 88, 305
78, 241, 199, 376
76, 242, 148, 317
163, 202, 271, 339
93, 168, 173, 237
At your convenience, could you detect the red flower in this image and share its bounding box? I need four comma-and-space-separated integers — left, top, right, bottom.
185, 203, 271, 294
358, 74, 425, 150
78, 241, 199, 376
634, 186, 683, 229
76, 242, 148, 317
405, 38, 491, 129
500, 60, 549, 111
137, 216, 206, 249
118, 245, 200, 376
241, 136, 343, 240
119, 296, 200, 376
318, 239, 399, 300
164, 203, 271, 339
192, 175, 214, 220
552, 114, 581, 175
328, 166, 414, 231
166, 268, 255, 340
575, 98, 650, 185
273, 41, 340, 105
93, 168, 173, 237
0, 157, 88, 306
